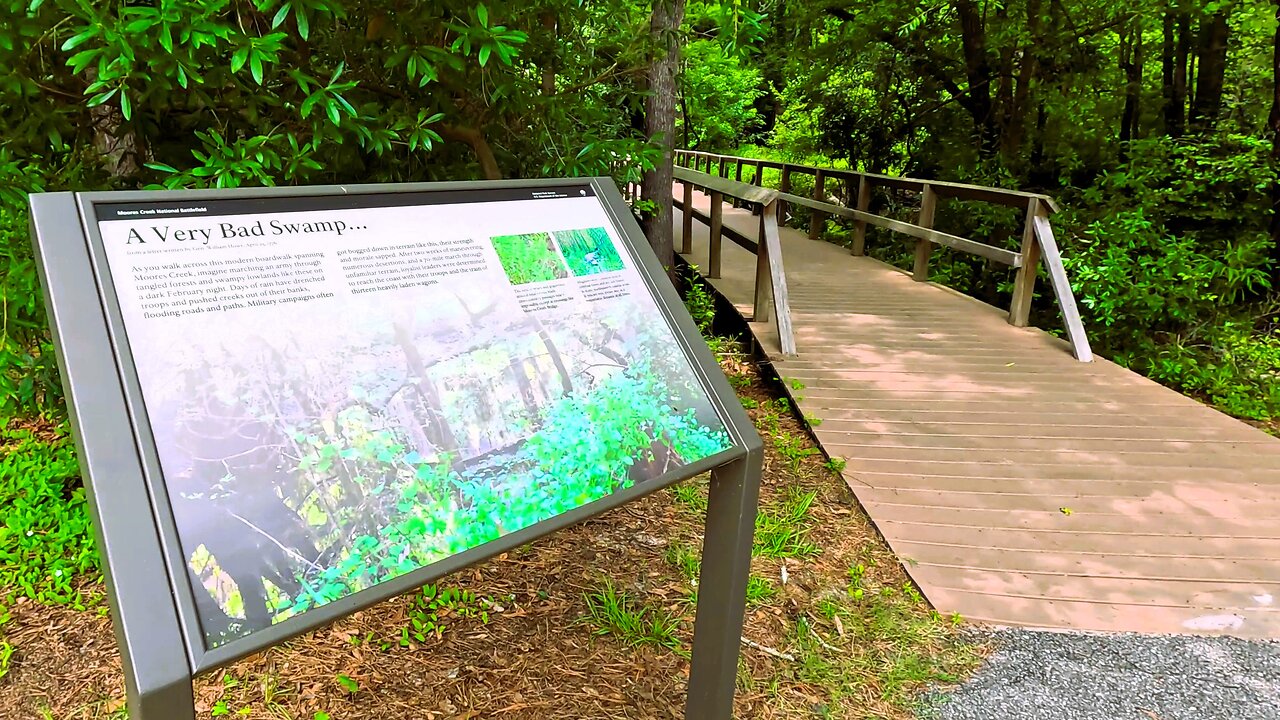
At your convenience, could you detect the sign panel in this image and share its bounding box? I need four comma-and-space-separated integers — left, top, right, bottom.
86, 184, 735, 650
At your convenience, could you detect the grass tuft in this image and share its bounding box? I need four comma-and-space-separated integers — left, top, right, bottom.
582, 579, 682, 652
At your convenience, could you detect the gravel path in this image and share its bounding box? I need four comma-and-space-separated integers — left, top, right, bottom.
920, 629, 1280, 720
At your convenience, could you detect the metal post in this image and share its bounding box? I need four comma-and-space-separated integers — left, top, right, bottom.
709, 190, 724, 278
913, 184, 937, 281
29, 194, 197, 720
685, 448, 763, 720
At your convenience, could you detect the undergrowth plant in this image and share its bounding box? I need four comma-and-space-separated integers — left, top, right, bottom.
0, 427, 98, 608
399, 583, 491, 647
753, 486, 820, 559
582, 579, 682, 652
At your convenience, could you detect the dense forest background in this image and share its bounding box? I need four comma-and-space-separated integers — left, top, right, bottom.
0, 0, 1277, 426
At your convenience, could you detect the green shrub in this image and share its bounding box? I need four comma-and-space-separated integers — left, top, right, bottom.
0, 427, 98, 607
1057, 135, 1278, 420
0, 209, 61, 419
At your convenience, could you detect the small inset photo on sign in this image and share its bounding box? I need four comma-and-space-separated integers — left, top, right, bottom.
490, 232, 570, 284
554, 227, 625, 277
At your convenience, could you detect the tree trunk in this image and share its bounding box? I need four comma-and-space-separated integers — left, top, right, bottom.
1162, 9, 1176, 134
1189, 11, 1230, 132
1269, 0, 1280, 271
953, 0, 999, 156
438, 124, 502, 179
1120, 19, 1143, 145
540, 12, 557, 95
639, 0, 686, 277
1003, 0, 1044, 158
1170, 8, 1191, 137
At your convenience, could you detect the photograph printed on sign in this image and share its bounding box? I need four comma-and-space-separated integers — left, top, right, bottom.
96, 195, 731, 648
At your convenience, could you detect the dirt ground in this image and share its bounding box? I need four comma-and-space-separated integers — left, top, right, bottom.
0, 352, 980, 720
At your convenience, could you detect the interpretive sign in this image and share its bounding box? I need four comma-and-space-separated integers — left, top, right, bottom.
29, 179, 762, 720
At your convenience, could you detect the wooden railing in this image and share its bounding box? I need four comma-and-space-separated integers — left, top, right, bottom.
671, 166, 796, 357
673, 150, 1093, 362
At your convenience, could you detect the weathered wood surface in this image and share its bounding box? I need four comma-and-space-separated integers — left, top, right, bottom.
674, 189, 1280, 639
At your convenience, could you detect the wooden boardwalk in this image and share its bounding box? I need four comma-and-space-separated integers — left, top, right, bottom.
674, 190, 1280, 639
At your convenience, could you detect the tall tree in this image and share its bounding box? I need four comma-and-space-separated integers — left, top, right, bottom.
1189, 10, 1232, 132
640, 0, 687, 275
1270, 0, 1280, 267
1120, 18, 1145, 144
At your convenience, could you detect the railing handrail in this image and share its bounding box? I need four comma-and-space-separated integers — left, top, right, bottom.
671, 150, 1092, 362
671, 166, 796, 357
675, 149, 1059, 212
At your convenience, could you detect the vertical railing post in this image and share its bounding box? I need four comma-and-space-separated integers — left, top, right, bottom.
852, 175, 871, 256
733, 160, 744, 208
709, 190, 724, 278
681, 180, 694, 255
1009, 197, 1043, 327
808, 169, 827, 241
754, 207, 773, 323
718, 156, 729, 178
778, 165, 792, 226
750, 162, 764, 216
912, 184, 937, 281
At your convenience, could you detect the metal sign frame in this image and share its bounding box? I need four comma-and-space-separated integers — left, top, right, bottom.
29, 178, 762, 720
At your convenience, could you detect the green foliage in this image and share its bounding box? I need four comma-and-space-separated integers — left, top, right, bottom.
668, 478, 709, 514
0, 427, 98, 608
1060, 135, 1278, 420
678, 39, 764, 150
5, 0, 657, 186
335, 673, 359, 695
681, 264, 717, 335
744, 574, 778, 605
582, 578, 682, 651
0, 210, 61, 418
0, 640, 13, 681
490, 233, 569, 285
753, 486, 819, 559
399, 583, 490, 646
664, 541, 777, 606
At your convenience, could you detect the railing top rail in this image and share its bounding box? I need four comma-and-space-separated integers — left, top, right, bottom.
773, 190, 1022, 268
675, 149, 1060, 213
674, 166, 778, 206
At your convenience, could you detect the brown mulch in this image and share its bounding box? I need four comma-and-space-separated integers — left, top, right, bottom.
0, 354, 966, 720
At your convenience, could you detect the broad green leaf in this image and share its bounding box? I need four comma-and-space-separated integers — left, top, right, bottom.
60, 28, 97, 51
